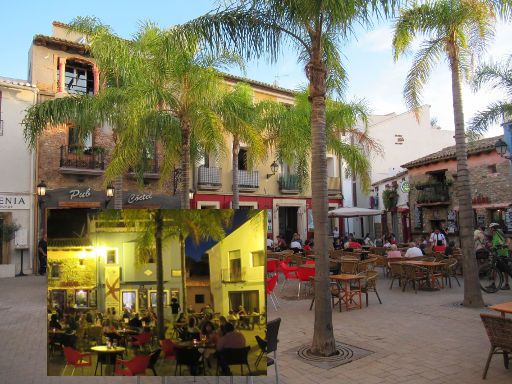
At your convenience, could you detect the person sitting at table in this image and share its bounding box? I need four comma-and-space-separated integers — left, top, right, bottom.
182, 317, 201, 341
122, 308, 131, 320
128, 313, 143, 328
303, 240, 313, 252
290, 238, 302, 253
227, 310, 239, 329
444, 240, 456, 258
333, 237, 343, 250
148, 307, 158, 323
276, 235, 288, 250
387, 244, 402, 259
216, 322, 247, 375
404, 242, 423, 258
187, 305, 195, 314
201, 304, 214, 317
176, 312, 188, 325
85, 310, 94, 324
49, 314, 62, 330
66, 314, 78, 332
267, 235, 274, 250
201, 320, 218, 343
218, 316, 228, 336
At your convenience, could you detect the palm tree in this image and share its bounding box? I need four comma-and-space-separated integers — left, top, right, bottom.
391, 0, 509, 307
219, 82, 266, 209
469, 56, 512, 134
23, 19, 230, 208
175, 0, 399, 356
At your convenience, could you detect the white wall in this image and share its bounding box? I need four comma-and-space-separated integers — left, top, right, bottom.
0, 81, 37, 274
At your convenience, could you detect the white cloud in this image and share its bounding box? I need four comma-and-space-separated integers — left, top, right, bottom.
356, 26, 394, 53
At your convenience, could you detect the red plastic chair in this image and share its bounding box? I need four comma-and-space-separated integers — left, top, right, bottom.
132, 332, 151, 351
115, 354, 150, 376
296, 266, 316, 298
267, 259, 278, 276
279, 261, 299, 291
62, 346, 92, 376
305, 260, 315, 265
160, 339, 176, 361
266, 274, 280, 310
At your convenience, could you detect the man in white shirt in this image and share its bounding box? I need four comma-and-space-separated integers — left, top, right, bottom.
332, 227, 339, 239
429, 228, 447, 252
267, 236, 274, 249
290, 240, 302, 250
404, 242, 423, 258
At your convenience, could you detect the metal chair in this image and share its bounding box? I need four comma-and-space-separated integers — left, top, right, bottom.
267, 318, 281, 384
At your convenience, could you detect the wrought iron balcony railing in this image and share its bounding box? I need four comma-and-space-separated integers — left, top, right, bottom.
197, 166, 222, 189
59, 145, 105, 174
278, 174, 300, 194
416, 182, 450, 204
237, 170, 259, 190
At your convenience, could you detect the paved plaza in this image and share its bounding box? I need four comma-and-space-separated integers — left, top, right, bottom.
0, 274, 511, 384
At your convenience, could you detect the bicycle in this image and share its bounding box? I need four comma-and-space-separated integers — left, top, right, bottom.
478, 245, 512, 293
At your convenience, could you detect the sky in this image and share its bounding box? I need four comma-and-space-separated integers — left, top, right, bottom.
1, 0, 511, 138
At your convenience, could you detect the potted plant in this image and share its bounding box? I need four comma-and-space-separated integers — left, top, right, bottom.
382, 189, 398, 210
2, 222, 20, 243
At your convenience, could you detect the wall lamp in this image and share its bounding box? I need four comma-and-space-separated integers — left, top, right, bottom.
495, 138, 512, 160
266, 161, 279, 179
105, 183, 115, 208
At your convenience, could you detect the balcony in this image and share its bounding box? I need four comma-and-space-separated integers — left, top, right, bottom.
221, 268, 246, 284
279, 174, 300, 194
197, 166, 222, 190
416, 182, 451, 206
237, 170, 259, 191
128, 159, 160, 180
59, 145, 105, 176
327, 176, 341, 195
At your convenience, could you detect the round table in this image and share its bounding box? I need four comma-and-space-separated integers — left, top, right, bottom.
91, 346, 126, 376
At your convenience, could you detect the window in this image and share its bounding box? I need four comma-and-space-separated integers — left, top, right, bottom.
327, 157, 336, 177
228, 290, 259, 313
106, 249, 117, 264
75, 290, 89, 307
68, 126, 92, 151
251, 251, 265, 267
488, 164, 497, 174
195, 294, 205, 304
122, 290, 137, 311
229, 250, 242, 281
150, 290, 169, 307
238, 148, 248, 170
58, 60, 94, 95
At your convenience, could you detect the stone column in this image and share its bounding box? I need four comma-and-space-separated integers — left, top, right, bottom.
58, 57, 66, 93
93, 64, 99, 95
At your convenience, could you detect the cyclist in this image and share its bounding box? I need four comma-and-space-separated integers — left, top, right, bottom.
489, 223, 510, 290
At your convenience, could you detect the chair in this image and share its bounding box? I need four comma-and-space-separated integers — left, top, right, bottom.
267, 259, 279, 276
402, 264, 428, 293
266, 275, 280, 310
267, 318, 281, 384
296, 266, 316, 298
340, 260, 358, 274
62, 346, 92, 376
255, 335, 267, 367
441, 258, 460, 288
216, 346, 252, 375
279, 261, 299, 291
115, 354, 151, 377
147, 348, 161, 375
389, 263, 404, 289
361, 270, 382, 306
86, 326, 103, 347
480, 314, 512, 379
160, 339, 176, 362
132, 332, 151, 351
421, 256, 436, 262
175, 347, 203, 376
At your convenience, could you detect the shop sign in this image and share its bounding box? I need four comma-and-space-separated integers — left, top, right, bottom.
400, 181, 410, 193
0, 194, 30, 210
127, 192, 153, 204
69, 187, 92, 200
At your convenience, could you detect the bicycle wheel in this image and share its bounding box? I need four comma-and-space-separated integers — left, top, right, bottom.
479, 264, 503, 293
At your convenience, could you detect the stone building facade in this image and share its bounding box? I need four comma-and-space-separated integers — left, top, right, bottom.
403, 135, 512, 244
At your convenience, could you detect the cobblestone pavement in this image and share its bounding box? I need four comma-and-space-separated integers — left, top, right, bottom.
0, 274, 511, 384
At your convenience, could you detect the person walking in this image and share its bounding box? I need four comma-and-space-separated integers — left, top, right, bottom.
38, 234, 47, 275
170, 297, 180, 324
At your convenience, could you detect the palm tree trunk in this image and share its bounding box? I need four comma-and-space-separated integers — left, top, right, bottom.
179, 232, 188, 313
308, 37, 336, 357
449, 49, 484, 307
154, 209, 166, 340
232, 135, 240, 209
181, 120, 191, 209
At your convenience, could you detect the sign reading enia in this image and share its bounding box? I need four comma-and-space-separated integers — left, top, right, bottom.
0, 195, 29, 210
69, 188, 92, 200
127, 192, 153, 204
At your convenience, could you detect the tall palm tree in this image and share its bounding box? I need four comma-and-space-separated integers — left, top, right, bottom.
175, 0, 399, 356
219, 82, 266, 209
391, 0, 508, 307
23, 19, 230, 208
469, 55, 512, 133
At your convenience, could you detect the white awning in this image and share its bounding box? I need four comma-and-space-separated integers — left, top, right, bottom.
328, 207, 384, 218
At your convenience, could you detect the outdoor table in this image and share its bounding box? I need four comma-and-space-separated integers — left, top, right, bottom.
402, 260, 443, 291
330, 274, 365, 312
299, 263, 316, 269
489, 302, 512, 318
91, 345, 126, 376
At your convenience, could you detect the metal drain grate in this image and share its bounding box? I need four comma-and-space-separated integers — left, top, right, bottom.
284, 341, 373, 370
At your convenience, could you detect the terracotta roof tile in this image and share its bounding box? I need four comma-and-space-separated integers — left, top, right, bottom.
401, 135, 503, 169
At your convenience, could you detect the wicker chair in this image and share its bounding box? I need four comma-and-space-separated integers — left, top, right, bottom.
388, 262, 404, 289
480, 314, 512, 379
439, 258, 460, 288
402, 264, 428, 293
341, 260, 359, 274
360, 270, 382, 306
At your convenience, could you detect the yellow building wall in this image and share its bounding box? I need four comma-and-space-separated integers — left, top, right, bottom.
207, 211, 266, 315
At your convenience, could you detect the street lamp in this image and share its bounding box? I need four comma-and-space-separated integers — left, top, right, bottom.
105, 183, 115, 208
495, 138, 512, 160
36, 180, 48, 276
266, 161, 279, 179
188, 189, 195, 201
36, 180, 47, 199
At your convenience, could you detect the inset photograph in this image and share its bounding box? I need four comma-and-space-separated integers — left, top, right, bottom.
46, 209, 266, 377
